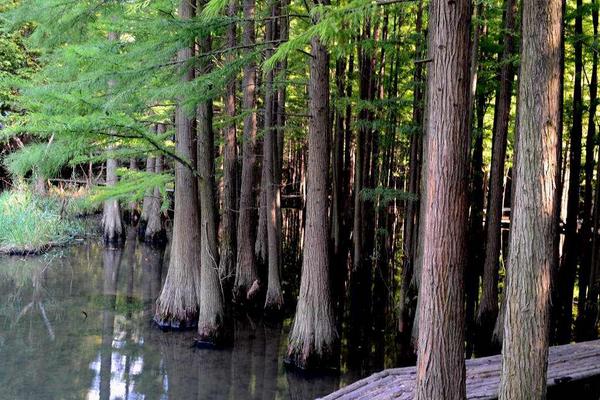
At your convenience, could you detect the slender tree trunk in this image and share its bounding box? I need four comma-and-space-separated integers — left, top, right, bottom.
576, 0, 598, 340
465, 2, 486, 358
399, 0, 424, 341
139, 127, 157, 237
196, 18, 225, 344
219, 0, 238, 288
145, 124, 166, 245
154, 0, 201, 329
578, 0, 599, 340
126, 158, 139, 224
414, 0, 471, 397
234, 0, 260, 303
264, 0, 284, 314
554, 0, 583, 345
498, 0, 562, 396
476, 0, 517, 355
102, 32, 124, 246
287, 29, 336, 370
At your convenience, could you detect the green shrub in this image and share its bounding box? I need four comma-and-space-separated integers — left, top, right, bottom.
0, 189, 84, 254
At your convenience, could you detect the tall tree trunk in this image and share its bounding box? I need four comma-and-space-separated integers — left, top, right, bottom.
139, 127, 157, 237
234, 0, 260, 303
465, 1, 486, 358
577, 0, 599, 340
287, 29, 336, 370
196, 18, 225, 344
554, 0, 583, 344
399, 0, 424, 342
145, 124, 166, 245
154, 0, 201, 329
102, 30, 124, 246
476, 0, 517, 355
264, 0, 284, 314
414, 0, 471, 397
219, 0, 238, 288
498, 0, 562, 396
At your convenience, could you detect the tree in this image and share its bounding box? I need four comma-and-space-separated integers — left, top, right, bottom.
554, 0, 584, 344
234, 0, 260, 303
196, 10, 225, 344
498, 0, 562, 396
413, 0, 471, 397
102, 30, 124, 246
476, 0, 517, 355
153, 0, 201, 329
287, 17, 336, 369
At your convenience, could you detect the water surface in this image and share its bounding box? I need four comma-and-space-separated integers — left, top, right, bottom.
0, 238, 367, 400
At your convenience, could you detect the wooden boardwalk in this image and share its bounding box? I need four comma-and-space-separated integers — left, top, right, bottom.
320, 340, 600, 400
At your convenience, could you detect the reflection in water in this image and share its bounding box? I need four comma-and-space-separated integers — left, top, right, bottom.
0, 236, 347, 400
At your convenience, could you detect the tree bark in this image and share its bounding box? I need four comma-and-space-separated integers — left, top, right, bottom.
154, 0, 201, 329
219, 0, 238, 289
476, 0, 517, 355
196, 17, 225, 344
578, 0, 599, 340
554, 0, 583, 344
498, 0, 562, 396
264, 0, 284, 314
234, 0, 260, 303
144, 124, 166, 245
414, 0, 471, 397
287, 30, 336, 370
102, 30, 124, 246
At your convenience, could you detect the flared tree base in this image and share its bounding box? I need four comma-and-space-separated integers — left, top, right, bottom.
284, 345, 339, 372
152, 314, 198, 331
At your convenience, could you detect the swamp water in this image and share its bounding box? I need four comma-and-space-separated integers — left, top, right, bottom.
0, 238, 385, 400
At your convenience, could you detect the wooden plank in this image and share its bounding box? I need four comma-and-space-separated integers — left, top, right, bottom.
319, 339, 600, 400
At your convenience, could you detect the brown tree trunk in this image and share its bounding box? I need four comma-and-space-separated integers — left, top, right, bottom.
138, 127, 157, 237
196, 20, 225, 344
476, 0, 517, 355
399, 0, 424, 342
554, 0, 583, 344
287, 29, 336, 370
498, 0, 562, 396
264, 0, 284, 314
145, 124, 166, 245
413, 0, 471, 397
154, 0, 201, 329
234, 0, 260, 303
577, 0, 599, 341
102, 31, 124, 246
219, 0, 238, 288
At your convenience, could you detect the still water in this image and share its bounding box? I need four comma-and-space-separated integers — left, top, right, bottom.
0, 236, 377, 400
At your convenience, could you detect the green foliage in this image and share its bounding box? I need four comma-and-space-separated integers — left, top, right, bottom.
0, 188, 84, 253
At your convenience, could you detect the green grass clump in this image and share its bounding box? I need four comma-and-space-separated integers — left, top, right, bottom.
0, 189, 84, 254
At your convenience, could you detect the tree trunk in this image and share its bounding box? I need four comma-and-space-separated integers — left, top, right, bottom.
578, 0, 599, 340
102, 32, 124, 246
145, 125, 166, 245
264, 0, 284, 314
476, 0, 517, 355
399, 0, 424, 344
196, 18, 225, 344
498, 0, 562, 396
219, 0, 239, 289
154, 0, 201, 329
139, 127, 156, 237
234, 0, 260, 303
287, 31, 336, 370
554, 0, 583, 344
414, 0, 471, 397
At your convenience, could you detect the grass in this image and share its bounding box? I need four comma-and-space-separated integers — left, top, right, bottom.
0, 188, 85, 254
